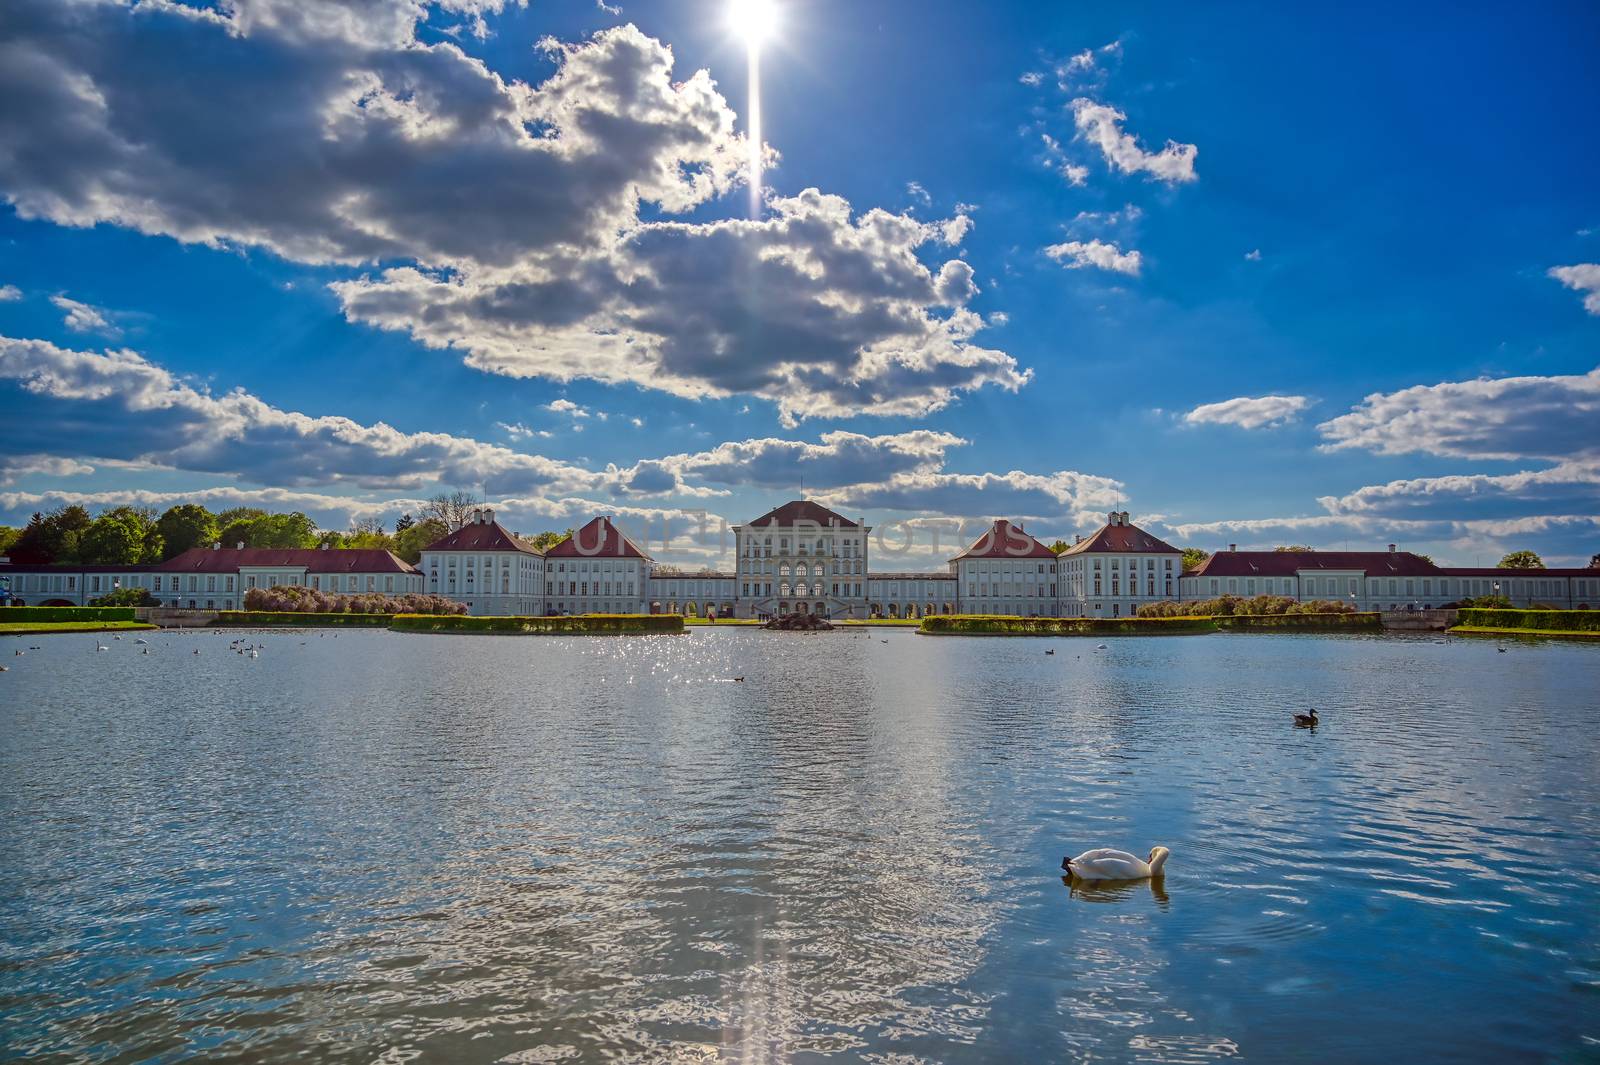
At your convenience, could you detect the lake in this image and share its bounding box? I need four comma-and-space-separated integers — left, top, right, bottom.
1, 628, 1597, 1063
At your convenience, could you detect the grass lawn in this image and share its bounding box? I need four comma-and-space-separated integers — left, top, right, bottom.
1449, 625, 1600, 640
0, 621, 158, 636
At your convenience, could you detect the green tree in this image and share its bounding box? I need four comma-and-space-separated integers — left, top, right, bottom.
393, 517, 449, 564
1048, 539, 1070, 554
394, 513, 415, 534
0, 525, 19, 556
89, 586, 156, 607
1497, 550, 1545, 570
1589, 551, 1599, 569
220, 511, 317, 549
155, 504, 218, 559
80, 506, 163, 565
526, 529, 572, 552
1180, 547, 1210, 572
215, 506, 267, 528
10, 506, 93, 563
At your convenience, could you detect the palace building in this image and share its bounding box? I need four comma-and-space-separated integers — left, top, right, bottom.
5, 500, 1597, 616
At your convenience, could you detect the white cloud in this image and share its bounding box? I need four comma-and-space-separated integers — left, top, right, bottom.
0, 285, 20, 301
1071, 99, 1198, 184
50, 296, 120, 337
544, 398, 589, 419
1020, 71, 1044, 87
906, 181, 931, 206
1317, 461, 1600, 520
0, 453, 95, 486
0, 333, 611, 496
335, 190, 1025, 426
821, 467, 1126, 526
1044, 239, 1142, 276
1060, 163, 1089, 187
1184, 394, 1311, 430
1549, 263, 1600, 315
1, 2, 1026, 425
1317, 367, 1600, 461
1245, 249, 1261, 261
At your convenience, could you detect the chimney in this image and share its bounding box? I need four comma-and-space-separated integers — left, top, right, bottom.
1075, 534, 1083, 545
1120, 511, 1130, 525
483, 507, 495, 524
236, 541, 244, 550
1108, 511, 1118, 525
1388, 543, 1396, 554
1229, 544, 1237, 552
212, 543, 220, 551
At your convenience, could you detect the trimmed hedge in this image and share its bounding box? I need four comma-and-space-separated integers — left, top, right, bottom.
0, 605, 136, 622
390, 612, 685, 635
215, 611, 394, 627
1216, 612, 1381, 631
919, 612, 1382, 636
1455, 608, 1600, 633
920, 615, 1216, 636
0, 620, 155, 635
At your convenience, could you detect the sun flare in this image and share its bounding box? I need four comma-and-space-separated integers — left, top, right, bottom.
727, 0, 780, 48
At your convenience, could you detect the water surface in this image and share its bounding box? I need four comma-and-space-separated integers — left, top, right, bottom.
2, 628, 1597, 1062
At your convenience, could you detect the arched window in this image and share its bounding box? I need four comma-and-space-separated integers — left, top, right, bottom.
780, 563, 791, 577
797, 562, 809, 578
796, 582, 808, 597
780, 582, 791, 597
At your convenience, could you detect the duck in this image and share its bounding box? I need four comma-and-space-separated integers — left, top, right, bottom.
1293, 708, 1319, 728
1062, 847, 1170, 881
1095, 643, 1108, 650
1045, 649, 1055, 655
249, 649, 259, 659
733, 676, 745, 682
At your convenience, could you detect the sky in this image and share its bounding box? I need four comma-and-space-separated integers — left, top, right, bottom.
1, 0, 1597, 570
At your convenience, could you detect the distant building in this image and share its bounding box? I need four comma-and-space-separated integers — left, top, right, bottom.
544, 516, 652, 615
948, 519, 1057, 617
0, 545, 419, 609
419, 507, 546, 616
1058, 511, 1182, 618
732, 500, 870, 619
1182, 545, 1600, 610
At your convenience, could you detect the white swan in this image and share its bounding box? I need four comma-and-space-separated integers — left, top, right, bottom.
1062, 846, 1170, 881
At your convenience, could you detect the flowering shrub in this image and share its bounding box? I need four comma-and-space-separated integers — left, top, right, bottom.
243, 584, 466, 615
1137, 595, 1356, 618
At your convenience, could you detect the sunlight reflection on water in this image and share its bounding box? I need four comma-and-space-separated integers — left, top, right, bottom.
0, 628, 1596, 1062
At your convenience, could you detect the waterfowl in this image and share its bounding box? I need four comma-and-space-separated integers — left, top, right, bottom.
1293, 708, 1319, 728
1045, 649, 1055, 655
733, 676, 745, 682
0, 665, 8, 671
1095, 643, 1108, 650
1062, 846, 1170, 881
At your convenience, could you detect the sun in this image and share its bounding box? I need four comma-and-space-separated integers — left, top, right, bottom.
727, 0, 780, 48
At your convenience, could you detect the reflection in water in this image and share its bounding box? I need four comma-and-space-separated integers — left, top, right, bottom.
0, 629, 1596, 1063
1065, 875, 1172, 908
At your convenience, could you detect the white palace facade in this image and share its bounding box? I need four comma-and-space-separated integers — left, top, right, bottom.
5, 500, 1599, 616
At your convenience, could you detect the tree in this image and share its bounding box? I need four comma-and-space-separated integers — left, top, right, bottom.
90, 586, 156, 607
394, 513, 415, 534
156, 504, 218, 559
1048, 539, 1070, 554
393, 517, 449, 564
1274, 545, 1315, 552
1180, 547, 1210, 572
219, 511, 317, 549
215, 506, 267, 528
1498, 550, 1545, 570
526, 529, 572, 552
9, 506, 93, 563
421, 490, 478, 531
78, 507, 164, 565
0, 525, 19, 556
1590, 552, 1600, 569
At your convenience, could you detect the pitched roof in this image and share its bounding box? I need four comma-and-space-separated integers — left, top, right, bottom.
1187, 551, 1440, 578
1437, 567, 1596, 578
420, 519, 542, 555
1059, 519, 1180, 556
159, 548, 419, 574
742, 500, 860, 528
544, 516, 652, 559
0, 562, 163, 573
950, 519, 1057, 561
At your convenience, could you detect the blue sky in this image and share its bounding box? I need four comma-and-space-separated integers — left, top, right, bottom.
2, 0, 1597, 567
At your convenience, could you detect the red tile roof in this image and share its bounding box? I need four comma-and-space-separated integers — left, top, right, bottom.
1436, 567, 1596, 578
1187, 551, 1439, 578
544, 516, 652, 560
742, 500, 860, 528
1059, 520, 1180, 556
420, 520, 542, 555
950, 519, 1057, 560
159, 548, 419, 574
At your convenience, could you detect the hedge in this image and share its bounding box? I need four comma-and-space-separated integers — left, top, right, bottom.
215, 611, 394, 627
1455, 608, 1600, 634
920, 615, 1216, 636
0, 605, 136, 622
918, 612, 1382, 636
389, 613, 685, 635
1215, 612, 1381, 631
